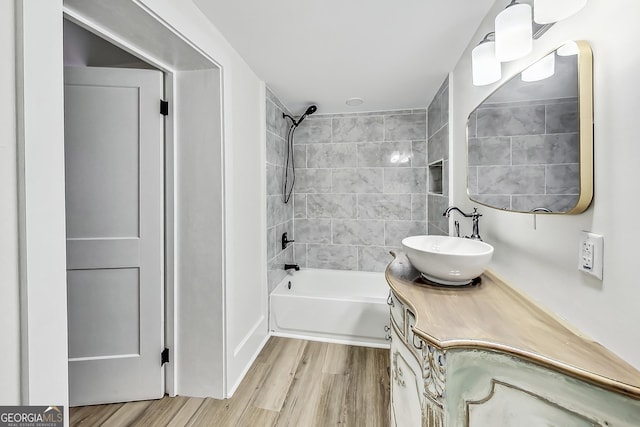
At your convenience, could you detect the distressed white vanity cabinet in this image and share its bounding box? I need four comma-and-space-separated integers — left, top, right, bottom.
386, 251, 640, 427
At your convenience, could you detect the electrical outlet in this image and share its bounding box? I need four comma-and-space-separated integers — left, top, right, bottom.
578, 232, 603, 280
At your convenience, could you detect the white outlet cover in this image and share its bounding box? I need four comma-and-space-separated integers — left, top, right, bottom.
578, 231, 603, 280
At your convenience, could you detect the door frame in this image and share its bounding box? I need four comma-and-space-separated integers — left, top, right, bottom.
17, 0, 226, 418
63, 9, 179, 399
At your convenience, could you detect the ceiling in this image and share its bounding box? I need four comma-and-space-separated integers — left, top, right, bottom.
193, 0, 497, 115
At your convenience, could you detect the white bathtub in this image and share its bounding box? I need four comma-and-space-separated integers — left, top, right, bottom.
269, 269, 390, 348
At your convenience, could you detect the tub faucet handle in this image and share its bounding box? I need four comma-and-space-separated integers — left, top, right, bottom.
282, 232, 295, 250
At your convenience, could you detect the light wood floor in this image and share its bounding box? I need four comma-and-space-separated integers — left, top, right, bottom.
70, 337, 390, 426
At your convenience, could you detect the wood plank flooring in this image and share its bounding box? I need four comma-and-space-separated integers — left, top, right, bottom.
70, 337, 390, 426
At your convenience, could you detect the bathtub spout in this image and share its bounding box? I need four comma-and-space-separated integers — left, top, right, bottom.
284, 263, 300, 271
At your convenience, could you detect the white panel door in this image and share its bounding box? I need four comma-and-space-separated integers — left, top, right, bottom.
64, 66, 163, 406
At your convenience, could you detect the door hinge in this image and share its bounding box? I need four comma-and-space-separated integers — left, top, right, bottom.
161, 348, 170, 366
160, 100, 169, 116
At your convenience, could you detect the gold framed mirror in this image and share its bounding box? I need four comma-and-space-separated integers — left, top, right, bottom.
466, 40, 593, 214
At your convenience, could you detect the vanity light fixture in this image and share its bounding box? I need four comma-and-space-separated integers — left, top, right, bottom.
494, 0, 533, 62
521, 51, 555, 82
534, 0, 587, 24
472, 32, 502, 86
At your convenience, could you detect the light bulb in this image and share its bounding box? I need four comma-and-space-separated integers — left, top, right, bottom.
472, 35, 501, 86
521, 52, 556, 82
495, 1, 533, 62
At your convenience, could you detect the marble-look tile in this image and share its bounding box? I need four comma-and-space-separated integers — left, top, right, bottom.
266, 99, 277, 134
428, 94, 442, 138
295, 169, 332, 193
266, 87, 289, 113
268, 245, 293, 293
293, 218, 332, 243
268, 268, 287, 294
358, 246, 396, 272
411, 194, 426, 221
266, 163, 282, 196
277, 107, 291, 140
294, 243, 308, 268
546, 101, 579, 134
436, 76, 449, 98
275, 219, 294, 256
385, 113, 426, 141
267, 195, 293, 227
265, 87, 278, 104
266, 226, 277, 261
468, 137, 511, 166
329, 110, 412, 118
307, 143, 357, 168
307, 194, 356, 218
442, 160, 450, 197
470, 194, 511, 210
512, 194, 579, 213
412, 140, 427, 167
307, 244, 357, 270
384, 168, 426, 194
357, 141, 413, 167
512, 134, 579, 165
332, 168, 383, 193
440, 82, 449, 121
427, 195, 449, 234
332, 219, 384, 245
266, 131, 285, 166
467, 112, 477, 138
477, 165, 545, 195
428, 124, 448, 163
546, 164, 580, 194
385, 221, 426, 247
295, 118, 332, 144
428, 162, 443, 195
477, 105, 545, 137
332, 116, 384, 143
358, 194, 412, 220
427, 223, 448, 236
293, 145, 306, 169
294, 193, 307, 218
467, 166, 478, 195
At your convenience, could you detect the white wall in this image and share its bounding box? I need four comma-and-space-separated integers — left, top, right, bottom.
450, 0, 640, 368
6, 0, 268, 412
15, 0, 70, 421
137, 0, 269, 396
0, 0, 21, 405
175, 69, 225, 397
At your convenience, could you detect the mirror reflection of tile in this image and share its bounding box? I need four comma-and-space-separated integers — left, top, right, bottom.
467, 52, 580, 213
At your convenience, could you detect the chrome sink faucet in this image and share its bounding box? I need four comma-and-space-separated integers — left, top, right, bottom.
443, 206, 483, 241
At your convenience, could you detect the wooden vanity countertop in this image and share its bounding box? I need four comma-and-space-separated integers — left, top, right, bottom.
385, 251, 640, 399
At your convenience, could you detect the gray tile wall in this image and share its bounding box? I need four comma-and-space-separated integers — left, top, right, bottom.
292, 109, 427, 272
266, 88, 295, 292
468, 97, 579, 212
427, 77, 450, 235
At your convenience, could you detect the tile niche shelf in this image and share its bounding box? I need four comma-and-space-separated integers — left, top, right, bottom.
428, 160, 444, 195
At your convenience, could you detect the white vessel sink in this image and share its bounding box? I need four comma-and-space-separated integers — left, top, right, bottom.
401, 235, 494, 286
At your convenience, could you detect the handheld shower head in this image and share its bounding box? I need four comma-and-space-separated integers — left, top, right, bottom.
282, 105, 318, 127
296, 104, 318, 127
